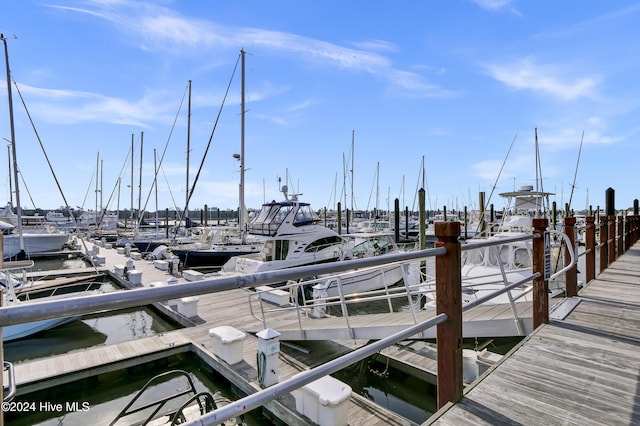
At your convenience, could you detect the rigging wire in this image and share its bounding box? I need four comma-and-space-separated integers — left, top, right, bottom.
567, 130, 584, 211
12, 79, 99, 269
183, 51, 242, 222
137, 82, 190, 231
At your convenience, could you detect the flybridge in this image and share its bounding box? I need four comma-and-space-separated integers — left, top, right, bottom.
248, 200, 320, 237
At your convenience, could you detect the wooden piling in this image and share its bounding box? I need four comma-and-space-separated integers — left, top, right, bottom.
585, 216, 596, 284
435, 221, 462, 409
532, 218, 549, 328
563, 216, 577, 297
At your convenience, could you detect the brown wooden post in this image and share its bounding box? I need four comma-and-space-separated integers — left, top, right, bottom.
624, 214, 631, 252
617, 214, 624, 257
532, 218, 549, 328
599, 215, 608, 273
563, 217, 577, 297
585, 217, 596, 283
608, 215, 615, 266
435, 221, 462, 409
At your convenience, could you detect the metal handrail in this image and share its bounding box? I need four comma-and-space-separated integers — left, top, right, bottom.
182, 313, 448, 426
0, 245, 446, 327
3, 361, 16, 403
247, 231, 574, 340
110, 369, 204, 426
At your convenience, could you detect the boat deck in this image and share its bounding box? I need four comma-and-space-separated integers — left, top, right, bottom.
427, 241, 640, 425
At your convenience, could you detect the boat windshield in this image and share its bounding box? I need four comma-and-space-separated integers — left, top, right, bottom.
293, 205, 320, 226
248, 202, 318, 236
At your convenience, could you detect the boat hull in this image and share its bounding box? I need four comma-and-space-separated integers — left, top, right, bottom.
3, 233, 69, 260
3, 316, 79, 342
172, 246, 261, 269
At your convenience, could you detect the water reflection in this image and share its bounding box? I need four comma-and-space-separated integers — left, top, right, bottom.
4, 255, 180, 363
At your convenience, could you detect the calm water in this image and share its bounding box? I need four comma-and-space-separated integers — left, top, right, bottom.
5, 255, 272, 425
6, 352, 270, 426
4, 254, 179, 364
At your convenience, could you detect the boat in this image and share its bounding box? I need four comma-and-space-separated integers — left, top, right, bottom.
421, 184, 574, 308
216, 187, 412, 297
0, 260, 105, 342
110, 369, 246, 426
1, 36, 70, 260
1, 224, 70, 260
45, 211, 72, 224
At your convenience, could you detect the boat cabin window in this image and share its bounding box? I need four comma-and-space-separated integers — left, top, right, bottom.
261, 239, 289, 261
304, 236, 343, 253
248, 204, 292, 236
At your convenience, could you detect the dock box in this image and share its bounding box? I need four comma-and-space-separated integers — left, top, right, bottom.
209, 326, 246, 365
183, 269, 204, 282
130, 252, 142, 260
116, 247, 125, 255
128, 270, 142, 285
292, 375, 351, 426
256, 285, 290, 306
114, 264, 125, 277
94, 255, 106, 266
177, 296, 199, 318
153, 260, 169, 271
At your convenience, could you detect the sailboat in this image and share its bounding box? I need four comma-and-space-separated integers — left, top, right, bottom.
1, 34, 69, 260
170, 49, 263, 269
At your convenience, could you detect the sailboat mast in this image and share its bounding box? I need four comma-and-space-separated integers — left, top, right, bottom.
6, 144, 12, 207
130, 133, 134, 226
351, 130, 355, 215
186, 80, 191, 219
2, 33, 24, 254
239, 49, 247, 231
154, 149, 158, 233
95, 152, 99, 224
138, 131, 143, 222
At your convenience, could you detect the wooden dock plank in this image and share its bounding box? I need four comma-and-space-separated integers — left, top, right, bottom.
427, 242, 640, 426
12, 239, 412, 425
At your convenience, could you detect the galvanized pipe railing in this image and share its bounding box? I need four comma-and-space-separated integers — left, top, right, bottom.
182, 313, 448, 426
0, 246, 446, 327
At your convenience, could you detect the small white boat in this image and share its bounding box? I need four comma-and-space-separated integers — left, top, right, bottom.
110, 369, 246, 426
1, 261, 104, 342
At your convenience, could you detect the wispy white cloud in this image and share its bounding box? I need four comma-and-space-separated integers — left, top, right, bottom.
11, 82, 178, 126
50, 1, 450, 99
472, 153, 539, 190
471, 0, 521, 15
483, 56, 600, 101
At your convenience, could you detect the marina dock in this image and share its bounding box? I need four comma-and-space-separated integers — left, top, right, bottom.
10, 240, 414, 425
4, 222, 640, 425
428, 239, 640, 425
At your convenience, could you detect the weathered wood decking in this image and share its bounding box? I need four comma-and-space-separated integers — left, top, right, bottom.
426, 241, 640, 425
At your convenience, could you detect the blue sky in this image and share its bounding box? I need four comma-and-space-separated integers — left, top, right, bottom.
2, 1, 639, 216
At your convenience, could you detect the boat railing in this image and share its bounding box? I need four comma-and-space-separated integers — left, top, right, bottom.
246, 229, 576, 338
246, 260, 426, 330
3, 361, 15, 403
0, 216, 636, 425
109, 369, 213, 426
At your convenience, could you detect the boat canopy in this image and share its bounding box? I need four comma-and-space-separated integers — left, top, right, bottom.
248, 201, 320, 236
